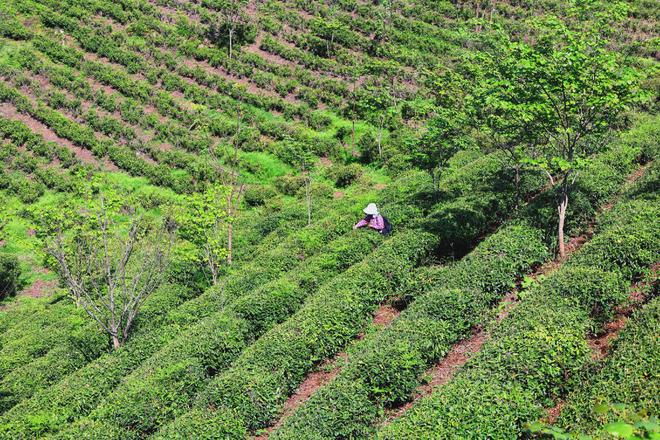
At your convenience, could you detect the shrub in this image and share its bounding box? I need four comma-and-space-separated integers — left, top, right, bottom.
154, 231, 436, 436
378, 171, 658, 440
243, 185, 278, 207
0, 254, 21, 299
273, 224, 548, 439
567, 205, 659, 280
326, 163, 363, 188
274, 174, 306, 195
557, 297, 660, 435
536, 267, 628, 331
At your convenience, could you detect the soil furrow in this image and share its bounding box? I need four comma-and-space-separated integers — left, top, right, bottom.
380, 161, 652, 427
253, 303, 401, 439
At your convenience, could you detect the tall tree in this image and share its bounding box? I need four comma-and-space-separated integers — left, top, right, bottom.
413, 67, 477, 191
177, 184, 229, 285
478, 9, 640, 258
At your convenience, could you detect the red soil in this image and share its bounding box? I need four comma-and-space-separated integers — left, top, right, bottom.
381, 162, 653, 426
0, 102, 99, 166
254, 303, 401, 439
20, 279, 58, 298
244, 34, 301, 70
253, 352, 349, 440
372, 304, 400, 327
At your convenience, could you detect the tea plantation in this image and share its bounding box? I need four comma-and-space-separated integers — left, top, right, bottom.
0, 0, 657, 438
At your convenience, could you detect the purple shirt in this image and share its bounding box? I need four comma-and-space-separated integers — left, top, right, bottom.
355, 215, 385, 231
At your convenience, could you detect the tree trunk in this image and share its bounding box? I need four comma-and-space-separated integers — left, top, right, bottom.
227, 221, 233, 265
350, 80, 356, 155
557, 190, 568, 259
351, 118, 356, 155
112, 334, 121, 350
306, 180, 312, 226
377, 114, 384, 158
514, 164, 521, 211
229, 28, 234, 59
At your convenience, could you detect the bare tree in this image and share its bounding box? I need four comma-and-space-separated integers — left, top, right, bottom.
47, 199, 174, 349
302, 159, 313, 226
210, 112, 246, 266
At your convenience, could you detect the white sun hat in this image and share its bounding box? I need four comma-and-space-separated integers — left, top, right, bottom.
363, 203, 379, 216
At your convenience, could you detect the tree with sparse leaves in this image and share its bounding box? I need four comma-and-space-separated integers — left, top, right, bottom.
47, 195, 175, 350
176, 184, 230, 285
207, 0, 251, 58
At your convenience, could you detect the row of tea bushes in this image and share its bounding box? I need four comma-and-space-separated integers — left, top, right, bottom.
65, 148, 547, 437
150, 230, 437, 438
556, 295, 659, 436
272, 223, 548, 439
0, 283, 195, 413
65, 229, 386, 437
378, 174, 659, 439
0, 177, 394, 437
0, 208, 365, 434
270, 119, 656, 438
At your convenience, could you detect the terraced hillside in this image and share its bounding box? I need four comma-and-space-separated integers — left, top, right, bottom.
0, 0, 658, 439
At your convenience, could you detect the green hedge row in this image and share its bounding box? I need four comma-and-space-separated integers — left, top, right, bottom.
68, 150, 547, 438
60, 230, 384, 438
17, 0, 339, 159
63, 148, 544, 437
272, 223, 548, 439
0, 209, 363, 436
149, 229, 436, 438
378, 189, 659, 439
37, 191, 409, 438
0, 181, 395, 437
0, 117, 78, 168
0, 301, 85, 376
557, 295, 660, 435
0, 81, 194, 193
270, 123, 653, 438
0, 282, 195, 413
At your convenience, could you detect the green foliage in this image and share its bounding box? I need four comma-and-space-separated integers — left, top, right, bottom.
378, 170, 659, 440
243, 184, 278, 207
0, 0, 656, 438
478, 11, 642, 175
153, 230, 437, 436
325, 163, 364, 188
175, 184, 230, 282
555, 297, 660, 437
538, 267, 628, 331
0, 254, 21, 299
273, 224, 548, 439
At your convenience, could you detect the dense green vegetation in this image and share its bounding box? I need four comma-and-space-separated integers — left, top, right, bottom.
0, 0, 657, 438
379, 161, 659, 439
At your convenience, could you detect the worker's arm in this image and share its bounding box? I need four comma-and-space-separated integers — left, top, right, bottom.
353, 218, 368, 229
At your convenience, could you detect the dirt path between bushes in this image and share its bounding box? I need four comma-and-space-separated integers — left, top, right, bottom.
544, 262, 658, 424
0, 102, 100, 167
20, 278, 58, 298
380, 161, 652, 426
252, 304, 401, 439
